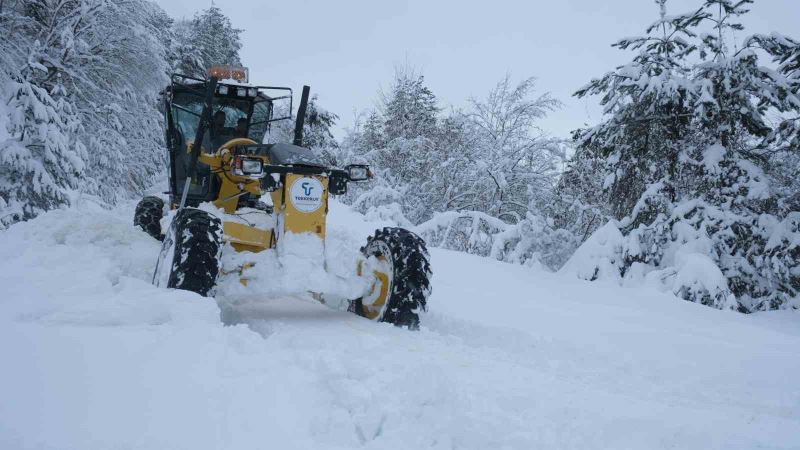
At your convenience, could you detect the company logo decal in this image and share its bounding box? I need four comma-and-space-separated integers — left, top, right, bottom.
290, 177, 324, 213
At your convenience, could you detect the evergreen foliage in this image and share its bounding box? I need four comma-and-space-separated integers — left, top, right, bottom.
570, 0, 800, 311
172, 6, 243, 77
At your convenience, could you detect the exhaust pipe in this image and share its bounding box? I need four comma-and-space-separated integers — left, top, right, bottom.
293, 85, 310, 147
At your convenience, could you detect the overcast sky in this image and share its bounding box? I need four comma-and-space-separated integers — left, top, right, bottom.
155, 0, 799, 138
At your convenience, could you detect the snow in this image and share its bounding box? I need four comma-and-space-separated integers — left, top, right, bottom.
670, 251, 737, 309
219, 229, 367, 304
1, 199, 799, 449
767, 212, 800, 250
560, 221, 624, 281
702, 143, 726, 174
0, 99, 10, 142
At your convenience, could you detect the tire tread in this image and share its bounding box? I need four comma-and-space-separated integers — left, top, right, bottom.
166, 208, 222, 297
359, 227, 432, 329
134, 196, 164, 240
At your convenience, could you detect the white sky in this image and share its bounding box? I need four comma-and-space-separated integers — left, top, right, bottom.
155, 0, 799, 139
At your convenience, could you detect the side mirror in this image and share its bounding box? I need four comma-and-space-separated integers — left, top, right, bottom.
346, 164, 372, 181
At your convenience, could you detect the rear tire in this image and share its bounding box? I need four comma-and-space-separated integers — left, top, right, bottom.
351, 227, 432, 329
153, 208, 222, 297
134, 196, 164, 241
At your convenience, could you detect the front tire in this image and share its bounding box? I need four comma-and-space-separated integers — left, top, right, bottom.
134, 196, 164, 240
351, 227, 432, 329
153, 208, 222, 297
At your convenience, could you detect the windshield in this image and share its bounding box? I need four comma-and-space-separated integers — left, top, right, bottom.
168, 88, 274, 201
171, 91, 272, 146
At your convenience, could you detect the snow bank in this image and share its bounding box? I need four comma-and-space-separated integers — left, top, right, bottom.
0, 201, 219, 327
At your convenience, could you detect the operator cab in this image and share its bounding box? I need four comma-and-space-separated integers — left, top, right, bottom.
163, 66, 293, 205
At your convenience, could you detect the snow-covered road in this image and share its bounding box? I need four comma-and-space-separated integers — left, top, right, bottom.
1, 198, 798, 449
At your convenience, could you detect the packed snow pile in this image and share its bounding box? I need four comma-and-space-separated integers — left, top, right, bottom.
1, 198, 799, 450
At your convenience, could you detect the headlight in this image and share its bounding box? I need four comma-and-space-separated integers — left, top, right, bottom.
242, 158, 262, 174
346, 164, 371, 181
232, 156, 264, 178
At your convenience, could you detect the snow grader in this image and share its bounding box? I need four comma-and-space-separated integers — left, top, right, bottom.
133, 66, 431, 328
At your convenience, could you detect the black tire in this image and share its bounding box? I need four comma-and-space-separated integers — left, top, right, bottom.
134, 196, 164, 241
152, 208, 222, 297
351, 227, 432, 329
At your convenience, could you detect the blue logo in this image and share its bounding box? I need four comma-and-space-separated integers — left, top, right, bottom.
301, 182, 313, 196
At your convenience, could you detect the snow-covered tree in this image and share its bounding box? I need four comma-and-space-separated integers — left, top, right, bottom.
747, 32, 800, 210
341, 70, 444, 223
569, 0, 800, 311
171, 19, 206, 78
269, 95, 340, 165
381, 70, 438, 142
72, 0, 173, 203
574, 3, 703, 221
465, 75, 562, 222
173, 6, 242, 77
342, 70, 565, 226
548, 132, 610, 244
361, 110, 386, 152
336, 71, 575, 268
0, 74, 86, 226
0, 0, 96, 225
0, 0, 218, 224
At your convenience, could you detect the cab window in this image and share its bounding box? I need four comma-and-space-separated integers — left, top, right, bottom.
248, 99, 272, 143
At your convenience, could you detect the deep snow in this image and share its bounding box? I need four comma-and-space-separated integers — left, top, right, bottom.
1, 197, 798, 449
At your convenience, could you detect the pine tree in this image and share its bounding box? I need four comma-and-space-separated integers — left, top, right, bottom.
359, 70, 440, 222
0, 0, 91, 226
270, 95, 340, 164
0, 75, 86, 226
171, 19, 207, 77
574, 4, 704, 222
189, 6, 242, 68
299, 96, 340, 163
683, 0, 799, 310
169, 6, 243, 79
569, 0, 800, 311
549, 131, 609, 244
361, 110, 386, 151
382, 70, 438, 141
747, 32, 800, 210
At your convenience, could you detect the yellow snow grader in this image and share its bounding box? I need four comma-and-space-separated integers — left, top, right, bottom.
134, 66, 431, 328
